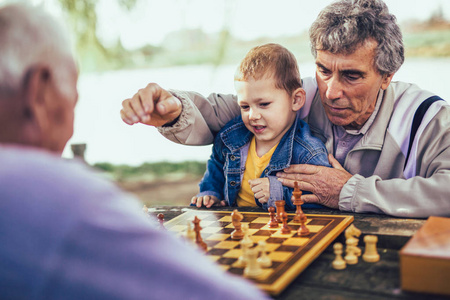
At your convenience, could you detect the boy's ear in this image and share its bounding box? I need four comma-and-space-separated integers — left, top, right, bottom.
291, 88, 305, 112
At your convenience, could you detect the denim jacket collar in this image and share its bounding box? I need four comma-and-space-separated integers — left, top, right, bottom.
220, 115, 299, 172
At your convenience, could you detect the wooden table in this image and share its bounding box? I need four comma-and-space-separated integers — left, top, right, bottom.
148, 206, 447, 300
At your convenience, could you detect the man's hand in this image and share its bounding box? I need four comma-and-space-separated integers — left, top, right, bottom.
120, 83, 182, 127
249, 178, 270, 204
191, 195, 226, 208
276, 154, 352, 209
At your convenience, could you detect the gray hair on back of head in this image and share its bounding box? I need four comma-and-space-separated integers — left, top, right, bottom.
309, 0, 404, 75
0, 3, 73, 96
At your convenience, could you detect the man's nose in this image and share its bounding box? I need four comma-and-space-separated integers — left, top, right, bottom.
325, 76, 344, 100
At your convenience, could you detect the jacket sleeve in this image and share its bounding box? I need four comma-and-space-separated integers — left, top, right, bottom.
340, 106, 450, 218
157, 90, 240, 145
197, 136, 227, 201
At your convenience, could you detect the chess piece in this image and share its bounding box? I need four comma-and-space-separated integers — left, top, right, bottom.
332, 242, 346, 270
267, 206, 279, 228
157, 213, 166, 230
345, 225, 361, 256
297, 213, 310, 237
231, 209, 244, 240
344, 238, 358, 264
241, 223, 253, 248
244, 246, 263, 278
363, 235, 380, 263
275, 200, 286, 223
257, 240, 272, 268
142, 205, 149, 214
237, 238, 249, 267
280, 211, 291, 234
192, 216, 207, 251
292, 181, 304, 222
185, 220, 195, 243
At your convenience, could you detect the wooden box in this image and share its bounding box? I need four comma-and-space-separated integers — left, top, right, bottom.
400, 216, 450, 296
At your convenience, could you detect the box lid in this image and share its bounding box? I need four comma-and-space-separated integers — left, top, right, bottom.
400, 216, 450, 259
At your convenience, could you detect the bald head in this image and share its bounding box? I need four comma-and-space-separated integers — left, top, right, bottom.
0, 3, 78, 153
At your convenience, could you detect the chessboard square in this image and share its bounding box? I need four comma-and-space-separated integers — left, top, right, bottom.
168, 225, 187, 232
219, 216, 232, 222
258, 268, 274, 281
217, 256, 236, 266
269, 251, 293, 262
209, 255, 221, 262
253, 230, 273, 236
206, 233, 230, 241
219, 228, 234, 235
271, 230, 296, 238
198, 220, 217, 227
215, 240, 240, 249
250, 235, 269, 243
265, 243, 282, 252
242, 216, 259, 223
307, 219, 331, 226
248, 222, 266, 229
202, 226, 223, 234
205, 240, 221, 248
282, 237, 309, 246
306, 225, 324, 233
277, 245, 300, 252
266, 237, 287, 244
208, 248, 230, 256
223, 249, 242, 258
218, 264, 230, 272
251, 217, 271, 224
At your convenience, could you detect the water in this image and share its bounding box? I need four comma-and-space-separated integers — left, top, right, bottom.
63, 58, 450, 165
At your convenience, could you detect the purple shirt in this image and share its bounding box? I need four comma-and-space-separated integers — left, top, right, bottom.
0, 145, 269, 300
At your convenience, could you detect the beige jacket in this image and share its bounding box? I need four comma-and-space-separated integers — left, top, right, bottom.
158, 78, 450, 218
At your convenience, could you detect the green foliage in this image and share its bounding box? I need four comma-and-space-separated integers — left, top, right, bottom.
93, 161, 206, 181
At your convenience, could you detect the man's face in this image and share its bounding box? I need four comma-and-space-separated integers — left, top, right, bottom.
234, 76, 297, 151
315, 40, 393, 130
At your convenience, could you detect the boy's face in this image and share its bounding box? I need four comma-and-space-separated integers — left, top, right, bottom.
234, 76, 300, 150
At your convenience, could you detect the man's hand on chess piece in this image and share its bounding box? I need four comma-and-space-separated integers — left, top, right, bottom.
249, 178, 270, 204
191, 195, 226, 208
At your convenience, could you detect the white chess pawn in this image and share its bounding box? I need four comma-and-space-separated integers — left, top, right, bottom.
363, 235, 380, 262
344, 238, 358, 265
244, 247, 263, 278
257, 240, 272, 268
185, 221, 195, 243
237, 239, 249, 267
332, 242, 346, 270
241, 223, 253, 248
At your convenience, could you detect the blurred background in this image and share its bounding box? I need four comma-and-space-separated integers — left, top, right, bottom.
2, 0, 450, 205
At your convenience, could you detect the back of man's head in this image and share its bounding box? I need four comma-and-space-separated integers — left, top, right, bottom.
309, 0, 404, 75
0, 3, 78, 153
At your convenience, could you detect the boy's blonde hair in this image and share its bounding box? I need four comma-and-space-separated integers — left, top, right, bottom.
235, 43, 302, 95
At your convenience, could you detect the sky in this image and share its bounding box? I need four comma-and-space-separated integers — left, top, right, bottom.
1, 0, 448, 50
94, 0, 450, 50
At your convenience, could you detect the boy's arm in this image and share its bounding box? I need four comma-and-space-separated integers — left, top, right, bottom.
157, 90, 241, 145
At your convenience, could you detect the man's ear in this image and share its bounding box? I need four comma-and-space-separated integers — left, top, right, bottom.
291, 88, 306, 112
21, 65, 52, 136
381, 73, 395, 90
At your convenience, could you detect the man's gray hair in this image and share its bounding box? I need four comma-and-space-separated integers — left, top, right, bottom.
309, 0, 404, 75
0, 3, 73, 96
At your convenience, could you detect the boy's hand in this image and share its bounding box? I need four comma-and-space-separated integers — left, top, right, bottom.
249, 178, 270, 204
191, 195, 226, 208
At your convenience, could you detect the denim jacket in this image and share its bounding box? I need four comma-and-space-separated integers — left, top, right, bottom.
197, 115, 331, 211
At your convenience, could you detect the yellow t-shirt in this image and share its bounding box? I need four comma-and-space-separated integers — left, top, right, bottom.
236, 137, 279, 207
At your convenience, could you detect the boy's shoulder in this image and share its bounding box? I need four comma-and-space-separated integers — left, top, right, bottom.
291, 118, 328, 151
214, 116, 252, 149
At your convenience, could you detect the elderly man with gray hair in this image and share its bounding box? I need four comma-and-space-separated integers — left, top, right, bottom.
0, 4, 269, 300
121, 0, 450, 218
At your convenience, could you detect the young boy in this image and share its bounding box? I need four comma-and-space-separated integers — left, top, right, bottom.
191, 43, 330, 211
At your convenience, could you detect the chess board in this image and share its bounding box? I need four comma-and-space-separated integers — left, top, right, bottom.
165, 210, 354, 295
